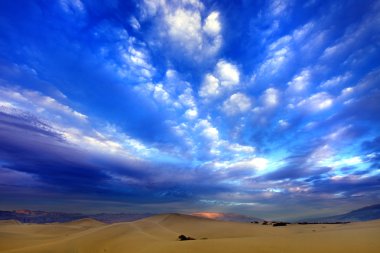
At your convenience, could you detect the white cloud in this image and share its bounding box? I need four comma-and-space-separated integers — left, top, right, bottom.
297, 92, 334, 112
130, 16, 141, 30
128, 47, 150, 69
140, 0, 166, 17
216, 60, 240, 87
0, 85, 163, 160
184, 108, 198, 120
320, 72, 352, 89
119, 42, 155, 79
225, 143, 255, 154
112, 37, 156, 81
165, 8, 202, 52
141, 0, 222, 59
292, 22, 314, 41
255, 19, 322, 79
227, 157, 269, 171
60, 0, 85, 14
202, 126, 219, 141
325, 125, 353, 142
342, 156, 362, 165
259, 47, 290, 75
196, 119, 219, 142
0, 86, 87, 122
310, 144, 334, 165
199, 74, 220, 98
203, 11, 221, 37
287, 69, 311, 92
321, 4, 380, 60
199, 60, 240, 99
340, 87, 354, 98
222, 93, 251, 115
278, 119, 289, 128
178, 87, 196, 107
268, 35, 292, 51
261, 88, 279, 108
153, 83, 171, 104
270, 0, 289, 17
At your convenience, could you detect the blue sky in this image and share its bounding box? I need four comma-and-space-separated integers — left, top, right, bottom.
0, 0, 379, 220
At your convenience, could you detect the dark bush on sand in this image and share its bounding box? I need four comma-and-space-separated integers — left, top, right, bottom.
178, 234, 195, 241
272, 222, 288, 227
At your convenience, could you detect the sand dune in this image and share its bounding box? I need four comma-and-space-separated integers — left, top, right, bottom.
0, 214, 379, 253
63, 218, 105, 227
0, 220, 21, 226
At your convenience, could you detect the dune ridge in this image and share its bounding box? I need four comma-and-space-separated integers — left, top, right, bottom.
0, 214, 379, 253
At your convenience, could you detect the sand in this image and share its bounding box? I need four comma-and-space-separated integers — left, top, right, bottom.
0, 214, 379, 253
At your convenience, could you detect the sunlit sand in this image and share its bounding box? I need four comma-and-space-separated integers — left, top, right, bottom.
0, 214, 379, 253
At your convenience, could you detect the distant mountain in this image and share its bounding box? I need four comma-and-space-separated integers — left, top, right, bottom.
0, 210, 153, 224
191, 212, 263, 223
303, 204, 380, 223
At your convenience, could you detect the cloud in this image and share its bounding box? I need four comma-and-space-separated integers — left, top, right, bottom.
259, 140, 334, 181
297, 92, 334, 112
225, 143, 255, 154
1, 0, 380, 217
178, 87, 196, 107
231, 157, 269, 171
0, 86, 87, 123
0, 111, 111, 190
259, 47, 291, 76
292, 22, 314, 41
203, 11, 221, 37
129, 16, 141, 30
196, 119, 219, 142
321, 4, 380, 61
287, 69, 311, 93
165, 8, 202, 52
278, 119, 289, 129
0, 85, 163, 160
362, 136, 380, 165
199, 74, 220, 98
199, 60, 240, 99
269, 0, 292, 17
222, 93, 251, 115
215, 60, 240, 87
60, 0, 85, 14
140, 0, 222, 60
320, 72, 352, 89
184, 108, 198, 120
134, 69, 199, 117
117, 39, 156, 80
89, 21, 157, 83
209, 157, 269, 181
153, 83, 172, 104
0, 92, 234, 207
261, 88, 280, 108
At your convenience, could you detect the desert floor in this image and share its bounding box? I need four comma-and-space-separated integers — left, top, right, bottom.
0, 214, 379, 253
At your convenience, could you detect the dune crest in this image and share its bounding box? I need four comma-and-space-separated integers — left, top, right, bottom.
63, 218, 105, 227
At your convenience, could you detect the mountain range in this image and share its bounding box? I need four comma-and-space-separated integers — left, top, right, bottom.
302, 204, 380, 222
0, 209, 152, 224
1, 204, 379, 224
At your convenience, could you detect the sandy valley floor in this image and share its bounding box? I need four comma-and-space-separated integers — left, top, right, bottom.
0, 214, 379, 253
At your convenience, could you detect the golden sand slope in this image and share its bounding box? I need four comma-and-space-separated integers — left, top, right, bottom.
0, 214, 379, 253
63, 218, 106, 227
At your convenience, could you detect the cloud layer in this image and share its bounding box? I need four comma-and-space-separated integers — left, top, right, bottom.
0, 0, 379, 219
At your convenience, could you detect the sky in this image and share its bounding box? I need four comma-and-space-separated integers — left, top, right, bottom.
0, 0, 379, 220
